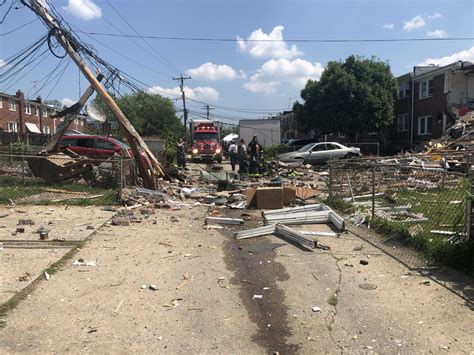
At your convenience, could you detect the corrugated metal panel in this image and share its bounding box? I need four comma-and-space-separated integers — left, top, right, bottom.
238, 119, 281, 147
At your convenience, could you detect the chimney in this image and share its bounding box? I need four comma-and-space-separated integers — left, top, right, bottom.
36, 96, 43, 132
16, 90, 25, 134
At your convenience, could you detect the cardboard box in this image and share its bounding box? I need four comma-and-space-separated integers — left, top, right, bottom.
247, 186, 295, 209
256, 187, 283, 209
282, 187, 296, 206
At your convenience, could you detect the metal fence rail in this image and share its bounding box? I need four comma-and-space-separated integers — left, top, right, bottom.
0, 152, 125, 204
329, 159, 469, 242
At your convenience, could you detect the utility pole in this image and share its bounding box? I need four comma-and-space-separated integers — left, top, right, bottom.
201, 105, 214, 120
172, 74, 191, 129
23, 0, 163, 188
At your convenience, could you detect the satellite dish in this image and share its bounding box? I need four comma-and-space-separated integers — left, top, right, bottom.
86, 102, 107, 122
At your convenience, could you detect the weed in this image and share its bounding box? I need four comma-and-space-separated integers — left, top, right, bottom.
0, 176, 118, 206
328, 293, 339, 307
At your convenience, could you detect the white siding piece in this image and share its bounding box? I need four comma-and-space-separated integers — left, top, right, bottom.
239, 119, 281, 147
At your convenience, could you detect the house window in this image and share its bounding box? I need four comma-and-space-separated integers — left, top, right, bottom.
368, 131, 378, 136
42, 126, 51, 134
7, 122, 18, 132
0, 98, 3, 109
25, 104, 31, 115
9, 99, 17, 111
338, 132, 346, 139
444, 73, 449, 94
419, 79, 433, 99
397, 113, 409, 132
35, 107, 39, 116
42, 108, 48, 117
418, 116, 432, 135
398, 81, 410, 98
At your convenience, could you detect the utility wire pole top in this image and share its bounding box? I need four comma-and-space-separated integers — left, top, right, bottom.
172, 74, 191, 129
201, 105, 214, 120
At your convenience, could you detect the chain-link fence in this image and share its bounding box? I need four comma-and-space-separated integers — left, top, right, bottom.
329, 158, 470, 244
0, 152, 127, 205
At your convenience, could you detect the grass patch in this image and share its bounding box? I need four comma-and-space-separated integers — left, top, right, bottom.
324, 196, 356, 214
327, 181, 473, 274
327, 293, 339, 307
0, 175, 118, 206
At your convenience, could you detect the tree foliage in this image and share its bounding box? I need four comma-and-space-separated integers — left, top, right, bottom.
294, 55, 398, 139
92, 91, 185, 140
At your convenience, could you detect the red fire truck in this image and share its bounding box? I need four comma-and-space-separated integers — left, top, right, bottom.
190, 119, 222, 163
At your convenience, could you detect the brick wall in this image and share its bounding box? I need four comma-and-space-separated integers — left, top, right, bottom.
413, 73, 447, 144
0, 92, 87, 135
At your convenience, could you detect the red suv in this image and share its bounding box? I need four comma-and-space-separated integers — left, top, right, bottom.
58, 134, 152, 168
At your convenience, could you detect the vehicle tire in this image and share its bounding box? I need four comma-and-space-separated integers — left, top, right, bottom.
344, 153, 358, 159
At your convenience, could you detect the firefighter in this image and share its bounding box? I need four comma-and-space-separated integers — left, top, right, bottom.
248, 135, 260, 175
238, 138, 248, 174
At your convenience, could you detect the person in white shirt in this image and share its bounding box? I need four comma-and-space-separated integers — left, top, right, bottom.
228, 140, 238, 171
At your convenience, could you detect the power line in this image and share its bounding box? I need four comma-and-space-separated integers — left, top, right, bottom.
76, 31, 474, 43
104, 0, 183, 75
0, 17, 37, 36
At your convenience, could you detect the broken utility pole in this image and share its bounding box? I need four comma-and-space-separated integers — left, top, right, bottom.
44, 74, 104, 153
23, 0, 164, 189
172, 74, 191, 129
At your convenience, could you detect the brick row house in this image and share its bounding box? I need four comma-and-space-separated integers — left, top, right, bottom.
0, 90, 87, 138
391, 60, 474, 151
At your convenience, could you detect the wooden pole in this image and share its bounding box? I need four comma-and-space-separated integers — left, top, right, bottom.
44, 74, 103, 153
24, 0, 163, 188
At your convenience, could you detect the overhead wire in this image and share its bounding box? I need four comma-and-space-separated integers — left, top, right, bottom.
76, 30, 474, 43
103, 0, 183, 76
0, 17, 37, 36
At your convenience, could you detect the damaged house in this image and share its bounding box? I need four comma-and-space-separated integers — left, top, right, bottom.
391, 60, 474, 152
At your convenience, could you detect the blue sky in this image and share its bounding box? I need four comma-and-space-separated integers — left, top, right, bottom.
1, 0, 474, 123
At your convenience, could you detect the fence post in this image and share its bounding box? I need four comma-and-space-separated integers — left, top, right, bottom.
371, 164, 375, 218
466, 166, 474, 241
118, 156, 123, 204
328, 162, 333, 199
21, 154, 25, 185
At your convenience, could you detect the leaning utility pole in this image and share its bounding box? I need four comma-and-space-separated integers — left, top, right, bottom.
201, 105, 214, 120
23, 0, 163, 189
172, 74, 191, 129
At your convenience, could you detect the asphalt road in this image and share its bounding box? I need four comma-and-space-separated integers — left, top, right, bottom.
1, 203, 473, 354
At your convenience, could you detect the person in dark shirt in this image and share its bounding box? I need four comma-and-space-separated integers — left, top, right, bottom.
248, 135, 260, 174
238, 138, 248, 174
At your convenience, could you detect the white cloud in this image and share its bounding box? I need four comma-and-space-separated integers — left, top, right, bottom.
63, 0, 102, 21
61, 98, 75, 107
403, 13, 442, 31
403, 15, 426, 31
383, 23, 394, 30
427, 12, 442, 20
237, 25, 303, 59
427, 29, 447, 38
186, 62, 244, 81
243, 58, 324, 95
418, 47, 474, 66
148, 86, 220, 102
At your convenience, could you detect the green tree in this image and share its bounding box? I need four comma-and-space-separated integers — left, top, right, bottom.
92, 92, 184, 139
294, 55, 398, 140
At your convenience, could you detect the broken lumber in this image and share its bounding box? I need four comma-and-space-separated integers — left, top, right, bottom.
205, 217, 244, 225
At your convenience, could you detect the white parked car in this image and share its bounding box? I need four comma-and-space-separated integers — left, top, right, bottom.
277, 142, 361, 165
